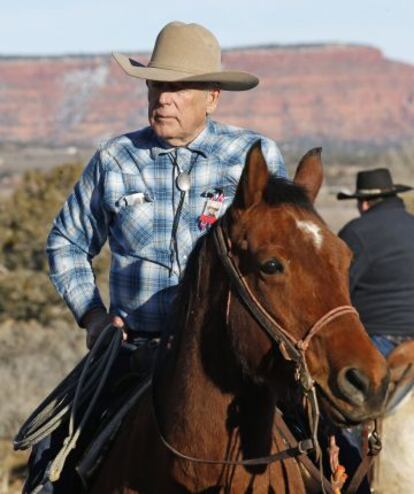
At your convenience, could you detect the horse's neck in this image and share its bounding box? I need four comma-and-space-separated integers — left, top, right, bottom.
156, 234, 277, 456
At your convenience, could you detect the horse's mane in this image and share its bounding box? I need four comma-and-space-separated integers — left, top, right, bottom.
263, 177, 314, 211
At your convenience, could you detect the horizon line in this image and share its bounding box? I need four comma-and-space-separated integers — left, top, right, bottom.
0, 41, 381, 60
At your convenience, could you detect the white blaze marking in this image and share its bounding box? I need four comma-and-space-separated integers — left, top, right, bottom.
296, 220, 323, 249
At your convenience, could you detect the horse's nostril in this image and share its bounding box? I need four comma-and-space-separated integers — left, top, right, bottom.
337, 367, 371, 406
345, 368, 370, 395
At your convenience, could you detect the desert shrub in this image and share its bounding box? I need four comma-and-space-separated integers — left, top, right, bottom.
0, 270, 68, 323
0, 164, 84, 271
0, 163, 110, 323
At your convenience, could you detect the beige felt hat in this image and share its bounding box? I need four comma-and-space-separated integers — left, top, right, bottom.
113, 21, 259, 91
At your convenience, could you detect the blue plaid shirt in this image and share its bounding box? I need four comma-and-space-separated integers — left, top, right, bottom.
47, 119, 287, 333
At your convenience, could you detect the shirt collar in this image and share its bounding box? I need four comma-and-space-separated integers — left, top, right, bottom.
150, 118, 215, 160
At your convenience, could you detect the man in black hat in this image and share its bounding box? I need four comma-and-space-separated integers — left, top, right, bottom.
337, 168, 414, 356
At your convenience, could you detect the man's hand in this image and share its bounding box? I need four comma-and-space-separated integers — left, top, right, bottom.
81, 308, 128, 349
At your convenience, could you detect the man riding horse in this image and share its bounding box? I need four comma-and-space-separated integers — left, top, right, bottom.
24, 21, 287, 492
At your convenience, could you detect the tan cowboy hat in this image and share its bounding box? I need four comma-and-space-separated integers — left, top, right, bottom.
113, 21, 259, 91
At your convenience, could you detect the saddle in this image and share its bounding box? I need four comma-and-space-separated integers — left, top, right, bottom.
385, 339, 414, 414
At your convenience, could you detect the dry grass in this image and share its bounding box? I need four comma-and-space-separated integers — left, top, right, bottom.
0, 320, 86, 437
0, 319, 86, 493
0, 439, 28, 494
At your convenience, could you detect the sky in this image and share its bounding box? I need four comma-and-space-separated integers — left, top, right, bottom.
1, 0, 413, 64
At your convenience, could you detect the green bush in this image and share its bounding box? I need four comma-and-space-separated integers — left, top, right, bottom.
0, 163, 110, 323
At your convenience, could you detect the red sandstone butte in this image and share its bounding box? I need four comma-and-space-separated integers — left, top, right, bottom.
0, 44, 413, 146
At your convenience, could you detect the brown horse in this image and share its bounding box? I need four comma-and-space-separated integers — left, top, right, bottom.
91, 144, 389, 493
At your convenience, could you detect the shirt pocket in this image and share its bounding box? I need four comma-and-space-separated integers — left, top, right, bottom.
114, 200, 154, 253
104, 171, 154, 254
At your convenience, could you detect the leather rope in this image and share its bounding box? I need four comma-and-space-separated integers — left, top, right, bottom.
14, 324, 122, 451
48, 324, 122, 482
13, 324, 123, 483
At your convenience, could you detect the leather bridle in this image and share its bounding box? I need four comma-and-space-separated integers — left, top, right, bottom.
213, 221, 358, 368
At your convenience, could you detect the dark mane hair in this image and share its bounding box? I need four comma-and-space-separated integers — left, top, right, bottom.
264, 176, 314, 211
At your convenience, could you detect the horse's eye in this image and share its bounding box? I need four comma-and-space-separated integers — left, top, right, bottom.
260, 258, 284, 275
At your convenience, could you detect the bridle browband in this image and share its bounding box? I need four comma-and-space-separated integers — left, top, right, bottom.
153, 219, 361, 493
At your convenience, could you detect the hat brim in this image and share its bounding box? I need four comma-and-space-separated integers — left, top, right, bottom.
337, 184, 413, 200
113, 52, 259, 91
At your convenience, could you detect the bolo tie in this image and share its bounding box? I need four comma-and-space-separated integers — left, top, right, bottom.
168, 148, 194, 277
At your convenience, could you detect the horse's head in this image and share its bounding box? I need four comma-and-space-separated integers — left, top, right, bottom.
223, 142, 389, 426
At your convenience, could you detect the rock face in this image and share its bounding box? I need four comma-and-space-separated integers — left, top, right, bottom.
1, 44, 413, 146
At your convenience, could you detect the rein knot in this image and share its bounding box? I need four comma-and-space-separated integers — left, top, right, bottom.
296, 339, 308, 352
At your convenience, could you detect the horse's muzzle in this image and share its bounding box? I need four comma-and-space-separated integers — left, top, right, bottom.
336, 366, 390, 419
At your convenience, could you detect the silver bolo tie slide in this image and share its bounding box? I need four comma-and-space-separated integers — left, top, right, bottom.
176, 171, 191, 192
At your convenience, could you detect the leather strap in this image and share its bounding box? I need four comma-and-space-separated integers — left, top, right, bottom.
274, 412, 336, 494
344, 455, 374, 494
158, 431, 314, 467
153, 395, 315, 467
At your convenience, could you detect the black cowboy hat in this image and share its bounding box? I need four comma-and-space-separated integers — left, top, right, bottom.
337, 168, 413, 200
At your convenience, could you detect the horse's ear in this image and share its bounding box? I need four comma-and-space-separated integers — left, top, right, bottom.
293, 147, 323, 204
232, 141, 269, 211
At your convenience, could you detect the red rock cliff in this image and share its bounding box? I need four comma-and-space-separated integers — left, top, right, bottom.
1, 44, 413, 146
